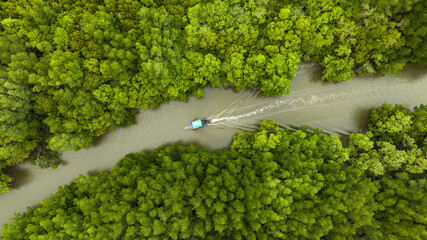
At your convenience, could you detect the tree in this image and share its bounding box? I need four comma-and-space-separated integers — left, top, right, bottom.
359, 172, 427, 239
348, 103, 427, 239
0, 171, 13, 193
0, 51, 41, 192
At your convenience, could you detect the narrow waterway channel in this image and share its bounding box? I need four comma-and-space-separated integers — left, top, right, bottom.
1, 63, 426, 229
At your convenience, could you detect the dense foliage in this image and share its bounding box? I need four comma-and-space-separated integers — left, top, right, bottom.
348, 103, 427, 239
349, 103, 427, 176
2, 103, 426, 239
0, 0, 426, 192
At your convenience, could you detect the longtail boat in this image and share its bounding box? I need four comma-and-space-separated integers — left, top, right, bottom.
184, 119, 211, 130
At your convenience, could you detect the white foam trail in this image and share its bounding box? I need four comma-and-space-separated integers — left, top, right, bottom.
211, 91, 350, 123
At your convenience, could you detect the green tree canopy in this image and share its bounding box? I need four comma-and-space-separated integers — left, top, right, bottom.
348, 103, 427, 239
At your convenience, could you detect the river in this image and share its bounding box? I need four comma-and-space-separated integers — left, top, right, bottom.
0, 63, 426, 229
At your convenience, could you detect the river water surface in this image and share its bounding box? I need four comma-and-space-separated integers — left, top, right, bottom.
1, 63, 426, 229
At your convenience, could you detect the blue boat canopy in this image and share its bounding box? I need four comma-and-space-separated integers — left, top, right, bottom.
185, 119, 210, 130
190, 120, 203, 129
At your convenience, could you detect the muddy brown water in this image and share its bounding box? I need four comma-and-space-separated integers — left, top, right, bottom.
1, 63, 426, 230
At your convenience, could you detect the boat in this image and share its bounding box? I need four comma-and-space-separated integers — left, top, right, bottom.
184, 119, 211, 130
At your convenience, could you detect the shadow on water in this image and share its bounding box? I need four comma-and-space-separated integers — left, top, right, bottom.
352, 106, 375, 131
59, 159, 68, 167
4, 164, 33, 190
87, 169, 102, 177
397, 64, 427, 82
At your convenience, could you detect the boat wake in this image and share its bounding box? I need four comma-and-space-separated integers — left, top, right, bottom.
205, 63, 426, 134
209, 90, 352, 125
